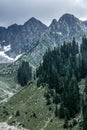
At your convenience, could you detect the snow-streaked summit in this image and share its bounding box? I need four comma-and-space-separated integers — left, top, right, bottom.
0, 13, 87, 65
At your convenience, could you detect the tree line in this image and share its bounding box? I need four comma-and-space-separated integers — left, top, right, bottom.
17, 61, 32, 86
17, 36, 87, 129
36, 36, 87, 129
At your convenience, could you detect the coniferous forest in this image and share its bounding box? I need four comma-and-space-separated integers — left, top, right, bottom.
1, 4, 87, 129
16, 36, 87, 129
17, 61, 32, 86
36, 36, 87, 129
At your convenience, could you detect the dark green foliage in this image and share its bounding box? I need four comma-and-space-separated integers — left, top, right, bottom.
63, 107, 69, 129
59, 103, 65, 119
80, 36, 87, 78
77, 42, 87, 130
44, 91, 51, 105
37, 79, 41, 87
68, 123, 73, 129
63, 117, 68, 129
81, 35, 87, 53
81, 53, 87, 78
53, 94, 60, 104
46, 98, 51, 105
84, 76, 87, 94
55, 105, 59, 117
64, 107, 70, 120
36, 37, 84, 120
82, 77, 87, 130
73, 119, 78, 126
15, 110, 20, 117
17, 61, 32, 86
44, 91, 51, 100
83, 95, 87, 130
63, 74, 80, 118
37, 38, 80, 90
3, 110, 9, 116
72, 37, 79, 56
49, 107, 52, 111
32, 112, 37, 118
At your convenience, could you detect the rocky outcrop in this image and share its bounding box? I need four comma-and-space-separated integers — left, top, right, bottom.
0, 13, 87, 65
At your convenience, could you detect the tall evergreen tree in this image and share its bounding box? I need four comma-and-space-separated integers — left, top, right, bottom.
83, 95, 87, 130
80, 36, 87, 78
17, 61, 32, 86
68, 74, 80, 117
37, 37, 80, 120
83, 77, 87, 130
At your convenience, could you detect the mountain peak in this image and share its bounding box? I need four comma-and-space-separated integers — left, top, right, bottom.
60, 13, 77, 20
51, 19, 58, 24
23, 17, 47, 30
61, 13, 75, 18
29, 17, 38, 22
58, 13, 79, 24
24, 17, 42, 26
24, 17, 37, 25
49, 19, 58, 31
57, 13, 85, 36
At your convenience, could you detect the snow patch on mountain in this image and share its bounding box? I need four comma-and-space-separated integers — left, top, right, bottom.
14, 54, 23, 61
0, 51, 14, 61
4, 44, 11, 52
56, 32, 62, 35
0, 51, 22, 63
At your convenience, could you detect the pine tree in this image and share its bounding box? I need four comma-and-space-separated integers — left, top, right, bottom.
68, 74, 80, 117
72, 37, 79, 56
83, 95, 87, 130
36, 38, 80, 120
17, 61, 32, 86
55, 105, 59, 117
83, 76, 87, 130
63, 114, 68, 129
59, 102, 65, 118
53, 94, 60, 104
80, 36, 87, 78
62, 73, 80, 118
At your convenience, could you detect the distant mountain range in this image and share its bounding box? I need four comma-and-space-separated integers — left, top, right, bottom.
0, 13, 87, 65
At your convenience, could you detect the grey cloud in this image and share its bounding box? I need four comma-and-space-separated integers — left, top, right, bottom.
0, 0, 87, 27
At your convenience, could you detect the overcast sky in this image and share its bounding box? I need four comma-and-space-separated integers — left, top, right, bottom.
0, 0, 87, 27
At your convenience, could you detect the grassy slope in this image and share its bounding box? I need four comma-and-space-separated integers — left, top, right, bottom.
0, 54, 36, 102
0, 80, 63, 130
0, 74, 20, 100
0, 79, 84, 130
0, 56, 85, 130
0, 54, 33, 101
0, 62, 21, 101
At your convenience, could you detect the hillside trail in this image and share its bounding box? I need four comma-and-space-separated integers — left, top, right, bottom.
40, 113, 54, 130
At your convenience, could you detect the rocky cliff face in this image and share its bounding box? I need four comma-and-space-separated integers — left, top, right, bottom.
48, 13, 87, 44
11, 17, 47, 54
57, 14, 87, 36
0, 17, 47, 56
0, 13, 87, 65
